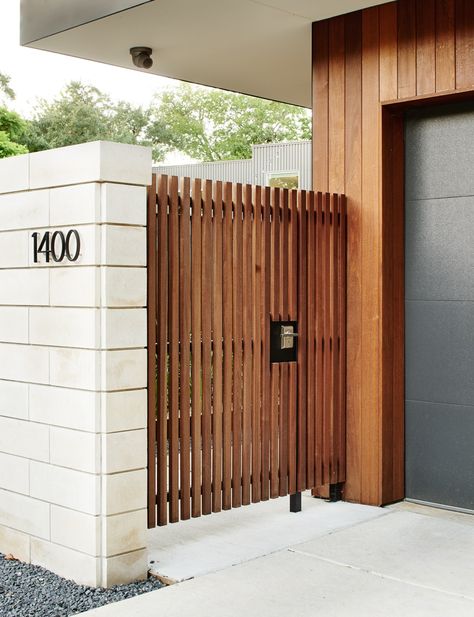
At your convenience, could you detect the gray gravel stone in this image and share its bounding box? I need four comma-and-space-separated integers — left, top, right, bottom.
0, 552, 163, 616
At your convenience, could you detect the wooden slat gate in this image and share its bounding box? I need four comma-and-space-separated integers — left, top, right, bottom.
147, 174, 346, 527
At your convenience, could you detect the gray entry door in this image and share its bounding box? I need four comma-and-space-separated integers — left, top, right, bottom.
405, 103, 474, 512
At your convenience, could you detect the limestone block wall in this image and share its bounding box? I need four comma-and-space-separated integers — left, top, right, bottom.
0, 141, 151, 587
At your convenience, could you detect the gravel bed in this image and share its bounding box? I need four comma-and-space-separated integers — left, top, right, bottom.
0, 553, 163, 617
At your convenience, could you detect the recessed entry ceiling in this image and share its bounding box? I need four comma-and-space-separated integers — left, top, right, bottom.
23, 0, 388, 107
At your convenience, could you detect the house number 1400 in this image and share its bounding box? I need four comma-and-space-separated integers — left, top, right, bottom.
32, 230, 81, 263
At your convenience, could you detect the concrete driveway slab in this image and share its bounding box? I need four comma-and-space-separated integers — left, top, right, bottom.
83, 546, 474, 617
293, 509, 474, 599
148, 493, 385, 581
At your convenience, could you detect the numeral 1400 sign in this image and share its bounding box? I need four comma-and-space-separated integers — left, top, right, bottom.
32, 230, 81, 263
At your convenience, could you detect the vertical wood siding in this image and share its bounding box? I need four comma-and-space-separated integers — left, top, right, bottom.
312, 0, 474, 505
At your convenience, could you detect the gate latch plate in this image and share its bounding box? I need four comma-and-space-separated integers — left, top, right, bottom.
270, 320, 298, 363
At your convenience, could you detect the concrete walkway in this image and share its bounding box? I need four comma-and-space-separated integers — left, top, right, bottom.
85, 498, 474, 617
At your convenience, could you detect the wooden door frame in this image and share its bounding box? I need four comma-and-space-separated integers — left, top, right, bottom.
380, 89, 474, 505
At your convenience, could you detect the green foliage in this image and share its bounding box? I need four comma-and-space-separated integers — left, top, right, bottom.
0, 72, 15, 103
21, 82, 165, 160
147, 83, 311, 161
0, 74, 28, 159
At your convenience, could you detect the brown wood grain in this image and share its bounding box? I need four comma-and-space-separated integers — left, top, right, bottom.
252, 185, 263, 503
328, 16, 345, 194
379, 2, 398, 101
191, 178, 202, 518
212, 181, 224, 513
156, 175, 169, 526
146, 175, 157, 529
343, 10, 363, 502
314, 191, 324, 487
232, 183, 243, 508
398, 0, 417, 98
306, 190, 316, 488
270, 188, 280, 499
201, 180, 213, 515
261, 186, 271, 500
435, 0, 456, 92
297, 190, 307, 491
416, 0, 436, 95
241, 184, 253, 505
455, 0, 474, 89
288, 190, 298, 495
279, 189, 289, 496
179, 177, 191, 520
313, 22, 329, 192
222, 182, 233, 510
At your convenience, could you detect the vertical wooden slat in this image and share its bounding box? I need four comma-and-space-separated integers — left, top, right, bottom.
222, 182, 233, 510
191, 178, 202, 518
251, 185, 262, 503
261, 186, 271, 500
288, 190, 298, 495
343, 8, 363, 504
313, 21, 329, 191
398, 0, 417, 98
279, 188, 289, 497
314, 192, 324, 487
322, 192, 331, 486
379, 2, 399, 101
435, 0, 456, 92
212, 181, 224, 513
179, 177, 191, 521
455, 0, 474, 89
157, 175, 169, 526
147, 175, 157, 529
331, 194, 340, 484
328, 16, 346, 194
416, 0, 436, 95
297, 190, 307, 491
201, 180, 213, 515
232, 184, 243, 508
270, 188, 280, 498
306, 191, 316, 489
338, 196, 347, 482
168, 176, 180, 523
241, 184, 253, 506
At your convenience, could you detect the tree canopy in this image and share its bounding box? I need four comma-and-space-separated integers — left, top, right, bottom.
0, 74, 311, 162
147, 83, 311, 161
0, 72, 28, 158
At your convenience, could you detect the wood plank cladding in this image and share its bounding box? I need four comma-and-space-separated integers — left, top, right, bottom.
312, 0, 474, 505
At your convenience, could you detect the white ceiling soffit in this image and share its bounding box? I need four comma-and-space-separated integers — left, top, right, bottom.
24, 0, 388, 108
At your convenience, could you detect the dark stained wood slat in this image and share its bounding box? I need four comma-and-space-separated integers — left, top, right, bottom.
455, 0, 474, 89
201, 180, 213, 515
328, 16, 346, 194
168, 176, 180, 523
314, 192, 324, 488
147, 175, 157, 529
179, 177, 192, 521
251, 185, 263, 503
306, 191, 316, 489
322, 192, 332, 486
241, 184, 253, 506
338, 195, 348, 482
279, 188, 289, 497
297, 190, 308, 491
191, 178, 203, 518
435, 0, 456, 92
270, 188, 280, 499
212, 181, 224, 513
288, 190, 298, 495
397, 0, 417, 98
156, 174, 169, 526
416, 0, 436, 95
222, 182, 233, 510
261, 186, 272, 500
331, 194, 340, 484
379, 2, 398, 102
313, 21, 329, 192
232, 183, 243, 508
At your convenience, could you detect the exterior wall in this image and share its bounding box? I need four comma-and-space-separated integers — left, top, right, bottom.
312, 0, 474, 505
0, 141, 151, 586
154, 141, 312, 189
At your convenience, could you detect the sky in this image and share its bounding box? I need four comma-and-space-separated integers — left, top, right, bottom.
1, 0, 178, 117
